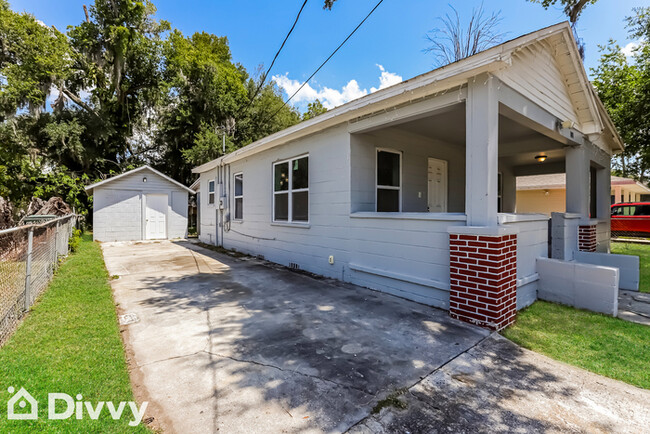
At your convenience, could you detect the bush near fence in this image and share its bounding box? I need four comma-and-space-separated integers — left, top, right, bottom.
0, 215, 77, 345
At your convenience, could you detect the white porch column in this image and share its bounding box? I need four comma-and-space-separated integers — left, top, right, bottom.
597, 168, 611, 219
466, 73, 499, 226
614, 186, 622, 204
565, 145, 589, 218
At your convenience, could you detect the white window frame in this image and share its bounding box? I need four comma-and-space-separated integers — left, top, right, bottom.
233, 172, 243, 221
497, 172, 503, 213
376, 148, 402, 212
208, 179, 215, 205
272, 154, 309, 223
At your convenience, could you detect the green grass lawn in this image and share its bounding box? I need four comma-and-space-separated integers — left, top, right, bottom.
0, 234, 148, 433
503, 301, 650, 390
611, 241, 650, 293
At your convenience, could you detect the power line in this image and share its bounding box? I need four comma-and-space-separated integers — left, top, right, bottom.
244, 0, 309, 113
262, 0, 385, 124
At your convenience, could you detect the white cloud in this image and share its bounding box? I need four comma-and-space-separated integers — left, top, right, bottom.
621, 41, 641, 57
272, 64, 403, 110
370, 64, 403, 93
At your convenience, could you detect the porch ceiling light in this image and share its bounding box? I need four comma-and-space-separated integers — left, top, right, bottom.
535, 155, 547, 163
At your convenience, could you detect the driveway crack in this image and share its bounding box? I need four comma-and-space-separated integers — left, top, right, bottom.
136, 350, 205, 368
343, 333, 492, 433
203, 350, 373, 396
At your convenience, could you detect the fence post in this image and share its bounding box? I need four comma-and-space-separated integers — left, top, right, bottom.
24, 227, 33, 311
54, 221, 59, 266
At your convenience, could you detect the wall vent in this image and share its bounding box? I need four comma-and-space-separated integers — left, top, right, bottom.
289, 262, 300, 270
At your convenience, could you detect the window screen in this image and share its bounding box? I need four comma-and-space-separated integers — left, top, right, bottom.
376, 150, 401, 212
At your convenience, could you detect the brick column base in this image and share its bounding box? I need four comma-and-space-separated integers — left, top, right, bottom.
578, 225, 597, 252
449, 230, 517, 331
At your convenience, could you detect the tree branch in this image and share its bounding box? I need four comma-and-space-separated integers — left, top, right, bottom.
59, 86, 99, 118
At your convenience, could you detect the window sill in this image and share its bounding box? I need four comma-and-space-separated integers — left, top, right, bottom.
231, 219, 243, 224
350, 212, 467, 221
271, 221, 311, 229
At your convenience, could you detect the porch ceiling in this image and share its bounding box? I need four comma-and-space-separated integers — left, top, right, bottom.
390, 104, 564, 167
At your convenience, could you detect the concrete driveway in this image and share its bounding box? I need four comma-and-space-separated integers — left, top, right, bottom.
102, 241, 650, 433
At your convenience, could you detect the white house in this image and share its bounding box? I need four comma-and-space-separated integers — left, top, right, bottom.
193, 23, 637, 330
516, 174, 650, 215
86, 165, 193, 242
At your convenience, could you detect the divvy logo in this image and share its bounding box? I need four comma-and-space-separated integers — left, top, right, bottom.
5, 387, 148, 426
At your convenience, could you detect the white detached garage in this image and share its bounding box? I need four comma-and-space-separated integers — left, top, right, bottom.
85, 165, 193, 242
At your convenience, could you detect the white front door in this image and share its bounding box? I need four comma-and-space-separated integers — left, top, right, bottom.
145, 194, 167, 239
428, 158, 448, 213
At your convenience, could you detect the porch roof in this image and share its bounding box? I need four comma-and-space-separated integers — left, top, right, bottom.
193, 22, 622, 175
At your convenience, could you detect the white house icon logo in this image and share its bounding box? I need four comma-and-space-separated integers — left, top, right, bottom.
7, 387, 38, 420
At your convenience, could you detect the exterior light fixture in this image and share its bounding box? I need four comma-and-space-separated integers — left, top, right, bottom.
535, 155, 547, 162
143, 176, 147, 183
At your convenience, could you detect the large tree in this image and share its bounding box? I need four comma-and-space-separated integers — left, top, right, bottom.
156, 30, 299, 184
592, 7, 650, 182
0, 0, 302, 214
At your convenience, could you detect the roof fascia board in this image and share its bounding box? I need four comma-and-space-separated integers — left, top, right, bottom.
192, 23, 570, 174
215, 62, 507, 169
347, 87, 467, 134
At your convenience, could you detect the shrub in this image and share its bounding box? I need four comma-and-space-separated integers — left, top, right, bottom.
68, 228, 82, 253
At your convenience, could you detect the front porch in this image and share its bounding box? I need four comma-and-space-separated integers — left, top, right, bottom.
347, 73, 630, 330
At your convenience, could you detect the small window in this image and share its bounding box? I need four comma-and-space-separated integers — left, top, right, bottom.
376, 150, 401, 212
208, 180, 215, 205
273, 156, 309, 222
234, 173, 243, 220
624, 206, 636, 216
611, 206, 622, 216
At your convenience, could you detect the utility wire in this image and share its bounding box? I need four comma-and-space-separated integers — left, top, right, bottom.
243, 0, 309, 113
262, 0, 385, 125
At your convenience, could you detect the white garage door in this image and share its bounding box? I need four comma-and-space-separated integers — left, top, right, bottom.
146, 194, 168, 239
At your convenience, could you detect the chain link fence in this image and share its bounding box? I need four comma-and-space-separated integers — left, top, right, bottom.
0, 215, 77, 346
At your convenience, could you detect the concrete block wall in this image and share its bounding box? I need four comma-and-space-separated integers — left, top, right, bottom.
575, 251, 639, 291
449, 231, 518, 331
537, 257, 619, 316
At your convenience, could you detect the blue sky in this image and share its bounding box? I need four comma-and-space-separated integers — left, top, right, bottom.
11, 0, 650, 110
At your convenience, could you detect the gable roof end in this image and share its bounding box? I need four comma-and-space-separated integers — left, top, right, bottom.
85, 165, 194, 194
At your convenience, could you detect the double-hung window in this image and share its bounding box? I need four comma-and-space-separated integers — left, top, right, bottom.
208, 180, 215, 205
234, 173, 243, 220
273, 155, 309, 222
376, 149, 401, 212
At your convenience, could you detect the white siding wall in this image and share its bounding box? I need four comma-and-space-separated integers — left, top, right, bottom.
92, 168, 188, 242
198, 124, 471, 307
350, 129, 466, 213
496, 40, 579, 128
218, 125, 352, 280
347, 214, 466, 308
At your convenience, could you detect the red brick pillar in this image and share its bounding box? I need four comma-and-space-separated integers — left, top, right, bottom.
578, 225, 597, 252
448, 230, 518, 331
